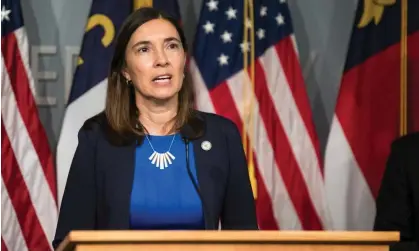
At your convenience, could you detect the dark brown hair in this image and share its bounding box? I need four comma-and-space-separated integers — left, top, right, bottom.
104, 7, 200, 145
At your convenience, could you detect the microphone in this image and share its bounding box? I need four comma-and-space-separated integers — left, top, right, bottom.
180, 127, 214, 230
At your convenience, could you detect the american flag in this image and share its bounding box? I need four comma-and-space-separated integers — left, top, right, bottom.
1, 0, 58, 250
190, 0, 331, 229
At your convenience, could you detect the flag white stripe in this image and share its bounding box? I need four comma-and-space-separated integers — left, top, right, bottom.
259, 47, 332, 229
227, 70, 302, 229
1, 58, 57, 247
290, 35, 299, 59
56, 78, 108, 204
324, 116, 375, 230
1, 179, 29, 251
14, 28, 37, 97
189, 59, 216, 113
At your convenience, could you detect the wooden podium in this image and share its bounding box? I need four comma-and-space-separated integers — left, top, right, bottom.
56, 230, 399, 251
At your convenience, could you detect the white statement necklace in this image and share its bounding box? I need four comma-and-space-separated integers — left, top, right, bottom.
145, 134, 176, 170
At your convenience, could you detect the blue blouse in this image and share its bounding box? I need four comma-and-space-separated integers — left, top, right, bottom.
129, 133, 205, 230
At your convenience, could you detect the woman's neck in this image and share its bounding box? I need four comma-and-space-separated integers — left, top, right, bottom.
136, 96, 178, 136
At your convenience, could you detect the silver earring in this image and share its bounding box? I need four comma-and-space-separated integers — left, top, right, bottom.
126, 79, 132, 86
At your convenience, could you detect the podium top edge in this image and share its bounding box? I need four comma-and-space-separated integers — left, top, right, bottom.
65, 230, 400, 243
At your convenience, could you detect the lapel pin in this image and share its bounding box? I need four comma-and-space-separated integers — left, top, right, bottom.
201, 141, 212, 151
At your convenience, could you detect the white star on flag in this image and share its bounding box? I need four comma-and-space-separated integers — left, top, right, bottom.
206, 0, 218, 11
220, 31, 233, 43
257, 28, 265, 40
217, 53, 229, 66
260, 6, 268, 17
1, 6, 11, 22
276, 13, 285, 25
225, 7, 237, 20
203, 21, 215, 34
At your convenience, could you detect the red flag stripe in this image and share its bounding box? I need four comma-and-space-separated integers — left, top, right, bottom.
189, 60, 217, 113
1, 122, 52, 251
1, 177, 29, 251
336, 31, 419, 198
1, 179, 30, 251
219, 70, 302, 229
407, 32, 419, 131
253, 152, 279, 230
274, 39, 323, 171
209, 79, 282, 229
252, 60, 323, 230
243, 136, 279, 230
336, 50, 399, 199
1, 31, 57, 201
2, 237, 9, 251
209, 81, 244, 135
260, 43, 330, 229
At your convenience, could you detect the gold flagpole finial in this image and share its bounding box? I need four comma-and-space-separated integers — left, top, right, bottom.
133, 0, 153, 11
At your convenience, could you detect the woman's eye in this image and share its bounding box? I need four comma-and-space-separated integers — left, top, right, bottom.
138, 47, 148, 53
168, 43, 179, 49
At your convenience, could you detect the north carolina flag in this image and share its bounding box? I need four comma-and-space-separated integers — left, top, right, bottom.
324, 0, 419, 230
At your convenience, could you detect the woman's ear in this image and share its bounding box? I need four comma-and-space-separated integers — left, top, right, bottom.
121, 67, 131, 81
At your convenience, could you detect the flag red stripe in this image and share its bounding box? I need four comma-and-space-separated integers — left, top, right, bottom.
1, 237, 9, 251
209, 81, 244, 135
253, 152, 279, 230
252, 60, 323, 230
407, 31, 419, 132
209, 81, 279, 229
336, 42, 400, 199
1, 122, 51, 251
1, 33, 57, 202
274, 38, 323, 172
337, 31, 419, 198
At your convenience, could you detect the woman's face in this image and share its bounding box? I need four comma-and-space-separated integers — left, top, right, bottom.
123, 18, 186, 102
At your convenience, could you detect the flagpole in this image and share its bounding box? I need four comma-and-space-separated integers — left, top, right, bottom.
242, 0, 257, 199
248, 0, 257, 199
400, 0, 408, 136
242, 0, 248, 159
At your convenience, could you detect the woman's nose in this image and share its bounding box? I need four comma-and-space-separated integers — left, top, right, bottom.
154, 49, 169, 67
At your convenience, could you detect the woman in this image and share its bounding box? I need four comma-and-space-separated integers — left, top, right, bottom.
53, 7, 257, 249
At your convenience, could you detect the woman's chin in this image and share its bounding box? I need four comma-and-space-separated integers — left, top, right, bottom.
149, 92, 178, 102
